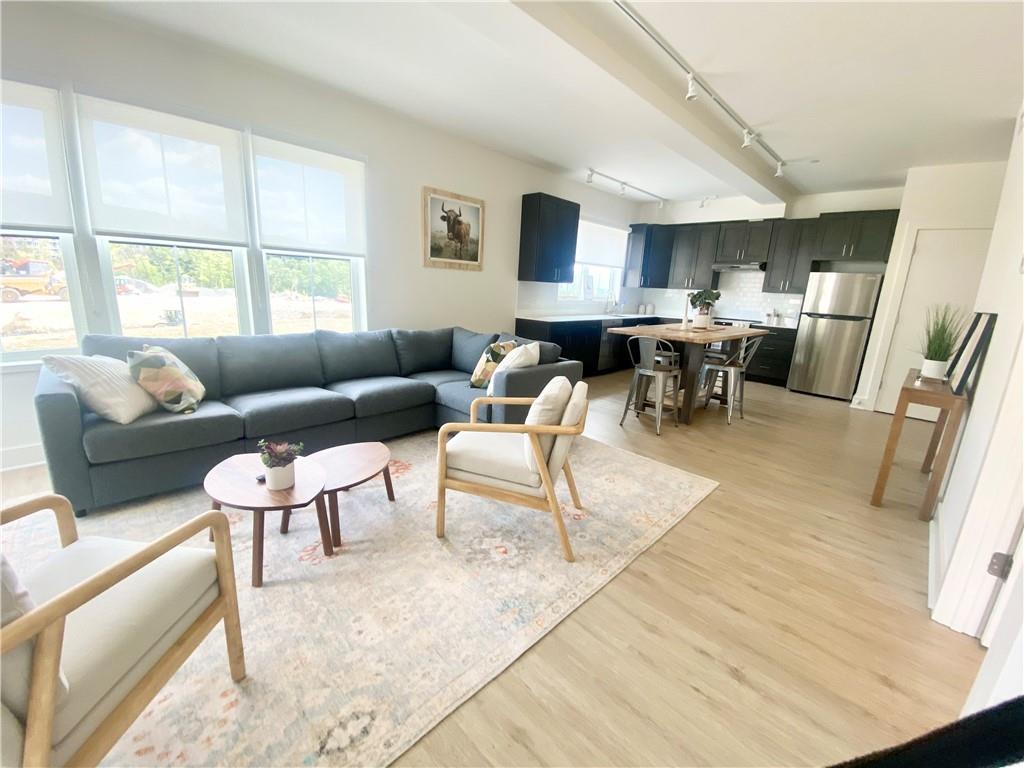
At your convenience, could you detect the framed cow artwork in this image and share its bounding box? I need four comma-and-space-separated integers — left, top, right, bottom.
423, 187, 484, 271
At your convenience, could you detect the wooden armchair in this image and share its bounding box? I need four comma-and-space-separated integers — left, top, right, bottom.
436, 381, 589, 562
0, 494, 245, 767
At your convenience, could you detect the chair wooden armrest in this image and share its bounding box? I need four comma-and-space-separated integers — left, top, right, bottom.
469, 396, 535, 423
1, 494, 78, 548
1, 509, 232, 654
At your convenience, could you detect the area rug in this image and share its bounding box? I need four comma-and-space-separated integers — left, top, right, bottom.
2, 433, 717, 767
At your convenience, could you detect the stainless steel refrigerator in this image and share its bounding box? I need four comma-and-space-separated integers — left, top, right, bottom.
787, 272, 882, 400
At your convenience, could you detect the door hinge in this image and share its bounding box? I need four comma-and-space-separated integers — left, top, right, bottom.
987, 551, 1014, 580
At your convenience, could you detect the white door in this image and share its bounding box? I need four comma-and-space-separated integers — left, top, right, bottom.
876, 228, 991, 418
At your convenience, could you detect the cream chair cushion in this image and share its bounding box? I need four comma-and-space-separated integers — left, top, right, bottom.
22, 537, 218, 765
523, 376, 572, 472
2, 703, 24, 768
547, 381, 588, 477
1, 554, 69, 721
446, 431, 540, 488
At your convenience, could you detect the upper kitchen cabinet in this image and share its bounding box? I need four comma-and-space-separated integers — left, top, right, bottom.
668, 223, 719, 289
817, 210, 898, 262
518, 192, 581, 283
715, 220, 775, 264
763, 219, 821, 294
623, 224, 674, 288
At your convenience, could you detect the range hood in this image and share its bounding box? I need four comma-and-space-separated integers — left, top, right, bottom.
711, 261, 766, 272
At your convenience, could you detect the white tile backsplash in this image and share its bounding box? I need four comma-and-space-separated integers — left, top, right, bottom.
639, 271, 804, 323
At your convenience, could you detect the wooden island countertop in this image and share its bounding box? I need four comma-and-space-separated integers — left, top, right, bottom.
607, 323, 770, 344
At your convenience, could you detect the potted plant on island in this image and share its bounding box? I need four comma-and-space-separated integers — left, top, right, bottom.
921, 303, 965, 380
689, 289, 721, 330
258, 439, 304, 491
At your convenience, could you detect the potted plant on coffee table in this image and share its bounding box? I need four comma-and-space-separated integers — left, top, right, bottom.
689, 289, 721, 330
258, 439, 304, 491
921, 303, 965, 379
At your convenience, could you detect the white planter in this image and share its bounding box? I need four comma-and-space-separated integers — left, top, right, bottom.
693, 313, 712, 330
921, 358, 948, 379
265, 463, 296, 491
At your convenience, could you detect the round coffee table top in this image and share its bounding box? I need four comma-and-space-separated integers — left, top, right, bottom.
308, 442, 391, 493
204, 454, 325, 511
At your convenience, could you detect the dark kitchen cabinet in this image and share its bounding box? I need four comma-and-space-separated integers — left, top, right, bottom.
763, 219, 820, 294
623, 224, 674, 288
669, 224, 719, 290
745, 326, 797, 385
817, 210, 897, 262
514, 318, 601, 376
518, 193, 581, 283
715, 220, 775, 264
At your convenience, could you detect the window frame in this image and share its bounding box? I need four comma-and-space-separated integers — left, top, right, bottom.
97, 234, 253, 338
263, 248, 365, 335
0, 227, 87, 361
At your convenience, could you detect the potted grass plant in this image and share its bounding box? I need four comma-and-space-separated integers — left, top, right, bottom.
921, 304, 965, 379
689, 289, 721, 330
258, 439, 304, 490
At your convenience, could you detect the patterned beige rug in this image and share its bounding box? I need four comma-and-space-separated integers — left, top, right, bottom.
2, 432, 717, 767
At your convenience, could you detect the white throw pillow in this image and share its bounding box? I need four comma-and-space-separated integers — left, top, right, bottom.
1, 554, 69, 720
43, 354, 158, 425
523, 376, 572, 472
487, 341, 541, 395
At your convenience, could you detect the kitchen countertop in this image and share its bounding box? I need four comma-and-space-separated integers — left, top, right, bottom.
515, 313, 671, 323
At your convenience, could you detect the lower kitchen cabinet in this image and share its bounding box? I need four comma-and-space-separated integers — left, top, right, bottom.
515, 318, 601, 376
745, 326, 797, 385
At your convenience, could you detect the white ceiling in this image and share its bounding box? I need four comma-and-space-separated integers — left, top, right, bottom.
82, 1, 1022, 202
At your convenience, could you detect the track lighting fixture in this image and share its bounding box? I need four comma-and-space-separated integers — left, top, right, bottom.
685, 72, 698, 101
775, 161, 784, 178
585, 167, 666, 206
658, 200, 664, 209
586, 169, 594, 184
619, 182, 626, 196
742, 129, 755, 149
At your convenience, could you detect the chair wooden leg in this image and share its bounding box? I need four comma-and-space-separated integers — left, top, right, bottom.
436, 433, 448, 538
436, 483, 446, 538
620, 370, 638, 426
530, 433, 574, 562
213, 518, 246, 682
563, 459, 583, 510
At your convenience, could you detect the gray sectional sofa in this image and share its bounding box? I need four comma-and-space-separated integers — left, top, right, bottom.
35, 327, 583, 516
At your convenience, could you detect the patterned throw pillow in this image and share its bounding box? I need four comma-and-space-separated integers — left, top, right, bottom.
469, 341, 517, 388
127, 345, 206, 413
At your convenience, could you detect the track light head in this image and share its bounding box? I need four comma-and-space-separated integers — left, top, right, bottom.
619, 182, 626, 196
585, 169, 594, 184
658, 200, 664, 209
775, 161, 784, 178
685, 72, 698, 102
742, 129, 755, 149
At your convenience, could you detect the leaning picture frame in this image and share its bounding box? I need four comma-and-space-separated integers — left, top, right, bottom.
946, 311, 997, 400
422, 187, 484, 271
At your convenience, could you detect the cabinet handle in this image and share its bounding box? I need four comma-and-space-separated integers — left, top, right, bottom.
740, 248, 746, 261
736, 249, 741, 260
850, 244, 856, 259
841, 244, 847, 258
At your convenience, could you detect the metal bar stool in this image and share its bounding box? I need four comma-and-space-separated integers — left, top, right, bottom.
701, 335, 763, 424
619, 335, 683, 435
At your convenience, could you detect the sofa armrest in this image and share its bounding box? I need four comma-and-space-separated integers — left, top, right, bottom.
34, 368, 94, 514
489, 359, 584, 424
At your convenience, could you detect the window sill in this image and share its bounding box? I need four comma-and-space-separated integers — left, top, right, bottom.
0, 359, 44, 374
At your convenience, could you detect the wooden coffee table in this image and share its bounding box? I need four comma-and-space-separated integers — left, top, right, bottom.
204, 454, 331, 587
302, 442, 395, 547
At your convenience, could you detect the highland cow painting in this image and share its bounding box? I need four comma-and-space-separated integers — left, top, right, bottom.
423, 187, 484, 271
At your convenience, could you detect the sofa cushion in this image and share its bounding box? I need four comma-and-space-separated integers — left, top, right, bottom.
82, 334, 222, 400
497, 333, 561, 365
23, 537, 218, 748
452, 327, 499, 374
225, 387, 354, 437
436, 379, 490, 419
326, 376, 434, 418
391, 328, 453, 375
445, 431, 540, 487
407, 369, 471, 387
217, 333, 323, 396
316, 329, 400, 382
82, 400, 243, 464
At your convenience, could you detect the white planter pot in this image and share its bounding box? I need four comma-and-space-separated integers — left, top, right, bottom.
693, 313, 712, 330
921, 358, 948, 379
265, 463, 296, 491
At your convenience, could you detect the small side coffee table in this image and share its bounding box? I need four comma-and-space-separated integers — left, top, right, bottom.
301, 442, 395, 547
204, 454, 331, 587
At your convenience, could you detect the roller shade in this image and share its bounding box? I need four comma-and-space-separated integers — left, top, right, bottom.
253, 135, 366, 254
575, 220, 627, 268
77, 95, 247, 243
1, 81, 73, 230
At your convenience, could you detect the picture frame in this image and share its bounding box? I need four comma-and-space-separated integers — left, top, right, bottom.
946, 311, 997, 400
422, 187, 484, 271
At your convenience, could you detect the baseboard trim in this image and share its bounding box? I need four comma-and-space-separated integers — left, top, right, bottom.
1, 443, 45, 471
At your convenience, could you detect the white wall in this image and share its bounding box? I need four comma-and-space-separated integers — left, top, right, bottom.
0, 3, 639, 468
853, 161, 1006, 410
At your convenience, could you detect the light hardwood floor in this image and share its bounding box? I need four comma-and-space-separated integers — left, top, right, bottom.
1, 374, 984, 767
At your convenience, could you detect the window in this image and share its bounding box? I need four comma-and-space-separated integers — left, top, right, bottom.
0, 234, 78, 353
558, 220, 628, 302
266, 252, 353, 333
107, 240, 242, 338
